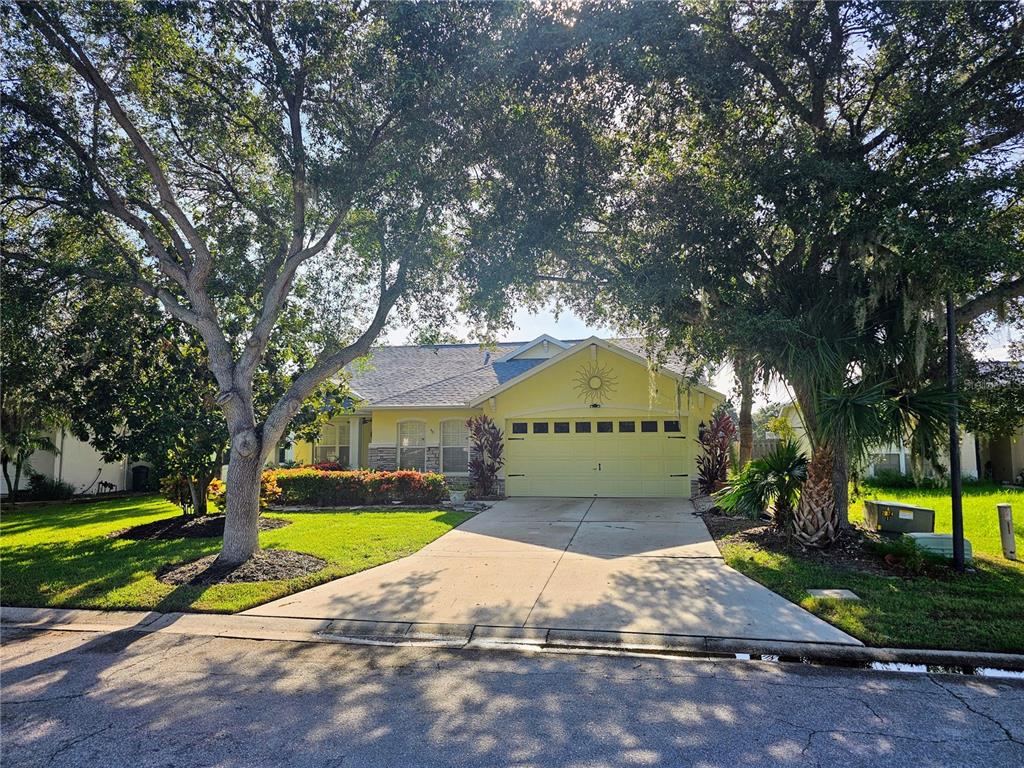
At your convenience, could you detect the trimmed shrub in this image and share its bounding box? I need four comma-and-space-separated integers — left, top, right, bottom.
25, 471, 75, 501
270, 468, 447, 506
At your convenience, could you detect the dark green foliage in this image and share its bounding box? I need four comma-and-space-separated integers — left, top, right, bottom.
868, 470, 927, 490
961, 360, 1024, 439
271, 469, 447, 507
716, 440, 809, 533
25, 471, 75, 501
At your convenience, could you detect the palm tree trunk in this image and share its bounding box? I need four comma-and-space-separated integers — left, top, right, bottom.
736, 358, 754, 468
792, 445, 840, 547
832, 438, 850, 528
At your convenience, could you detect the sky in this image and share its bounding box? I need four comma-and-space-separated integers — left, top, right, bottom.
390, 302, 1019, 411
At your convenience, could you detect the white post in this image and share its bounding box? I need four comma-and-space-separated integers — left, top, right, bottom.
998, 504, 1017, 561
349, 418, 362, 469
898, 435, 907, 475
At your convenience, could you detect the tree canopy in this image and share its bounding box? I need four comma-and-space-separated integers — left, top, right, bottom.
1, 1, 569, 562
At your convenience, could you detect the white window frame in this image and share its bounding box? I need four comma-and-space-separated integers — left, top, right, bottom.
314, 420, 351, 466
440, 419, 471, 475
397, 420, 427, 472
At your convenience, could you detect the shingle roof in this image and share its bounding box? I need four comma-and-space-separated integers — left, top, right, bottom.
347, 337, 700, 408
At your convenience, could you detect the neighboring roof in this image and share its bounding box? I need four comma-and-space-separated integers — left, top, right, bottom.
348, 336, 714, 408
496, 334, 571, 361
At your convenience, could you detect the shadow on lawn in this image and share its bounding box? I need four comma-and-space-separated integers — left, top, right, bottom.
726, 543, 1024, 652
0, 496, 175, 535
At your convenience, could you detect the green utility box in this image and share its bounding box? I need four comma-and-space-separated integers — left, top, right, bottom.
906, 532, 973, 563
863, 500, 935, 534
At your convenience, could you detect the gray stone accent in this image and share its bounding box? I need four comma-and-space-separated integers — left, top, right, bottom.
425, 446, 441, 473
368, 446, 397, 471
690, 479, 700, 498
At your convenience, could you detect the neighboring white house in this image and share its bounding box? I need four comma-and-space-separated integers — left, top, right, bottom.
977, 426, 1024, 485
778, 402, 980, 480
1, 427, 151, 497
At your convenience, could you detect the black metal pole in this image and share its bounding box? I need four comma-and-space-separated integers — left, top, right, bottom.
946, 292, 965, 572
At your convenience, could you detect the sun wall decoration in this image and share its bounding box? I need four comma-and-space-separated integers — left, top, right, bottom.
573, 361, 618, 404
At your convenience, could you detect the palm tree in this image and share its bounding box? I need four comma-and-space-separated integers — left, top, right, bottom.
1, 404, 58, 505
715, 439, 808, 536
776, 305, 951, 547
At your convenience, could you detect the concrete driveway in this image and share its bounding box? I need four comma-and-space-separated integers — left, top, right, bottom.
246, 497, 859, 644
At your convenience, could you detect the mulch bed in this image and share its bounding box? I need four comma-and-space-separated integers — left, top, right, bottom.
699, 508, 912, 578
112, 514, 290, 541
157, 549, 328, 586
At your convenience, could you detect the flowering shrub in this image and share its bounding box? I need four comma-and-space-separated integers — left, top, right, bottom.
208, 471, 281, 511
269, 468, 447, 506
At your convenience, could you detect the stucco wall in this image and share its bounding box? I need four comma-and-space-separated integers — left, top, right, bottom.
1, 429, 127, 496
293, 342, 725, 491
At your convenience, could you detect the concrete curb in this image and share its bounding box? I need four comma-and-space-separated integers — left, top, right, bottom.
4, 606, 1023, 672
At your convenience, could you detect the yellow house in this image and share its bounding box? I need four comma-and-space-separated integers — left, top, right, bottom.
292, 335, 724, 498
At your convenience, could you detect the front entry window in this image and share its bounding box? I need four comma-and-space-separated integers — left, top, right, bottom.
315, 420, 350, 465
398, 421, 426, 471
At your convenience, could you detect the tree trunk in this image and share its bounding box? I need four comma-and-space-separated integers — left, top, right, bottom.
12, 455, 24, 506
792, 444, 840, 547
1, 456, 14, 507
832, 437, 850, 528
736, 358, 754, 468
189, 477, 208, 517
218, 445, 263, 566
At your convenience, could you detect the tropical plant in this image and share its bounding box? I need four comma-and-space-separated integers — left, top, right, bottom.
466, 415, 505, 498
715, 440, 809, 536
25, 471, 76, 501
0, 407, 58, 506
764, 415, 795, 442
696, 408, 737, 495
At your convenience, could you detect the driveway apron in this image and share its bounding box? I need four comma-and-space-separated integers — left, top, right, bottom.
245, 497, 860, 645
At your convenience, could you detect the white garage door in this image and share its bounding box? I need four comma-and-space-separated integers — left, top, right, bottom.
504, 417, 690, 497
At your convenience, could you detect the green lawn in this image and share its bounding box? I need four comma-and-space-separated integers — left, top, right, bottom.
719, 482, 1024, 653
0, 495, 470, 613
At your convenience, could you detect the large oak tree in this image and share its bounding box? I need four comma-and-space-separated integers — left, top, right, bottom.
1, 1, 552, 563
478, 1, 1024, 544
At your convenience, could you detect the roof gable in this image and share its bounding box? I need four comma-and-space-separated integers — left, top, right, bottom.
345, 335, 719, 409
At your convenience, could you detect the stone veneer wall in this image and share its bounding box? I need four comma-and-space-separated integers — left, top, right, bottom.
368, 446, 397, 471
425, 447, 441, 473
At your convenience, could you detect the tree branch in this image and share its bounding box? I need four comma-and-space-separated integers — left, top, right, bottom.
956, 276, 1024, 326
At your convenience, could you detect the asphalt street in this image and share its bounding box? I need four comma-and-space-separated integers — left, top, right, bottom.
2, 626, 1022, 768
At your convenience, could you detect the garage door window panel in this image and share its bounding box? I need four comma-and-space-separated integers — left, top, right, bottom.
575, 421, 592, 433
533, 422, 549, 434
